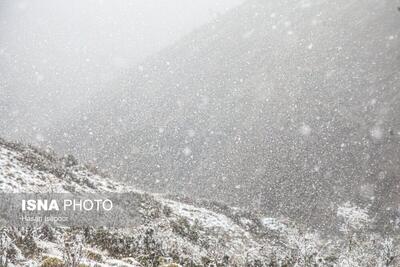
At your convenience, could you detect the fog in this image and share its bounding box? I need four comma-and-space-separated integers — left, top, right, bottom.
1, 1, 400, 265
0, 0, 243, 140
0, 0, 399, 233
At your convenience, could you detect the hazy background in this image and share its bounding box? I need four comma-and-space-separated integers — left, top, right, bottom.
0, 0, 243, 140
1, 0, 399, 231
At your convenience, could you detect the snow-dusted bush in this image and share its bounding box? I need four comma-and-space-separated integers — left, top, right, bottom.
40, 257, 64, 267
14, 227, 39, 258
337, 202, 371, 234
377, 237, 398, 267
0, 229, 12, 266
62, 233, 83, 267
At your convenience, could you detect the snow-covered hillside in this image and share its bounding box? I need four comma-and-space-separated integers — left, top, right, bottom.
1, 138, 399, 266
0, 138, 130, 193
0, 137, 259, 265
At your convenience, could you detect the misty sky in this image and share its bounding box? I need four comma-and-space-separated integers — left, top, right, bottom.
0, 0, 243, 140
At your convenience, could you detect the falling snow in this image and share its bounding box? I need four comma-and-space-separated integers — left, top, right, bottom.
0, 1, 399, 264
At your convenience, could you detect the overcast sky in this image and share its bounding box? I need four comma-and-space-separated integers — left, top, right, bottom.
0, 0, 243, 139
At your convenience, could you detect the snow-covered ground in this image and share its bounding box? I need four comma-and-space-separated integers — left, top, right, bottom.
0, 139, 132, 193
0, 138, 266, 266
0, 137, 399, 266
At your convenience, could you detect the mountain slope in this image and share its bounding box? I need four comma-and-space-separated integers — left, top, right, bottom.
1, 138, 399, 266
53, 0, 400, 230
0, 137, 260, 265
